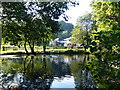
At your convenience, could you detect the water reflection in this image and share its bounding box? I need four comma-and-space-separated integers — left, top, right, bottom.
51, 76, 75, 88
0, 55, 53, 89
1, 54, 119, 89
87, 53, 120, 89
70, 55, 98, 89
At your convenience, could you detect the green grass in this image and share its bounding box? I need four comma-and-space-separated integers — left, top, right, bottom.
1, 46, 84, 54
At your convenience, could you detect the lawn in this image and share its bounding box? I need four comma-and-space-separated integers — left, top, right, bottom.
1, 46, 84, 54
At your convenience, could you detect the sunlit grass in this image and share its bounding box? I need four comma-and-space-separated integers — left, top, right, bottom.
1, 46, 84, 54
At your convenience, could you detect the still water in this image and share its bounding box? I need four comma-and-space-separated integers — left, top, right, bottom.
0, 54, 119, 89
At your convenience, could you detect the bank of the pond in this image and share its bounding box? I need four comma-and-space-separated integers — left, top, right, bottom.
1, 50, 86, 55
1, 49, 87, 56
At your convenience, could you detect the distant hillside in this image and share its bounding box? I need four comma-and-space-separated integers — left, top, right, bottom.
57, 20, 74, 39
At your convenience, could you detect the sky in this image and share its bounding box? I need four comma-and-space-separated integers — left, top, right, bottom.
60, 0, 92, 25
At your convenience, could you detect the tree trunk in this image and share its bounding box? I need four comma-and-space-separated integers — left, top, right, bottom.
24, 41, 28, 53
42, 38, 46, 53
28, 40, 35, 54
0, 6, 2, 54
0, 27, 2, 53
43, 45, 46, 53
31, 46, 34, 54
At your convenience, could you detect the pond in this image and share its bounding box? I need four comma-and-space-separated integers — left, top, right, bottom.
0, 54, 119, 89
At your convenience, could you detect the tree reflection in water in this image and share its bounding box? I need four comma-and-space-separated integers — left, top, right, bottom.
70, 54, 98, 89
0, 55, 54, 89
87, 53, 120, 89
0, 54, 119, 89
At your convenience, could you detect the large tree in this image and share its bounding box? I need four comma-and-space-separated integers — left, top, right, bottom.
2, 2, 30, 53
87, 2, 120, 88
2, 1, 78, 53
90, 1, 120, 54
71, 13, 94, 50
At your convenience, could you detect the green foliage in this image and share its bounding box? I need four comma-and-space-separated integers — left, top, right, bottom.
71, 26, 87, 44
90, 2, 120, 54
71, 13, 94, 50
2, 2, 78, 53
86, 1, 120, 88
1, 56, 54, 89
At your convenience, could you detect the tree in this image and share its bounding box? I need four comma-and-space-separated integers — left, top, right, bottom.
2, 1, 78, 53
90, 1, 120, 54
71, 26, 87, 44
0, 3, 2, 52
27, 2, 78, 53
2, 2, 30, 53
87, 2, 120, 88
71, 13, 94, 50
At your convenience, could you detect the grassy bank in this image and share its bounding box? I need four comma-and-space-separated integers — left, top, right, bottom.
1, 46, 85, 55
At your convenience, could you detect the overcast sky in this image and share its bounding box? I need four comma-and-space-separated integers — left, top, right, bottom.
60, 0, 92, 25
